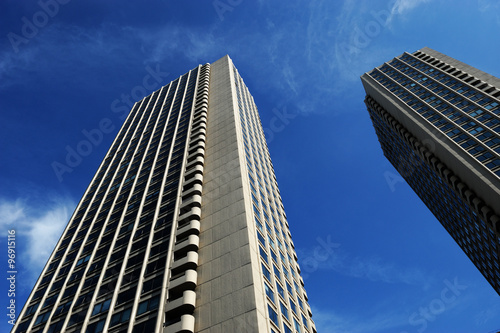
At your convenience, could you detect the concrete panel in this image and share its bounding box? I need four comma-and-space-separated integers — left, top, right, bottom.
194, 55, 268, 332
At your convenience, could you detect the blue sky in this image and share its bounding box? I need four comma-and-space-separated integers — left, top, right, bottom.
1, 0, 500, 332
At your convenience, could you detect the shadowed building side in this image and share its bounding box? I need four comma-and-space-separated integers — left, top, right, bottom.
361, 47, 500, 296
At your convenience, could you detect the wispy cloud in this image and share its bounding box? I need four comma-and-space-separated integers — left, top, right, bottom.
122, 24, 222, 65
0, 21, 224, 90
0, 23, 126, 89
298, 245, 433, 288
477, 0, 500, 24
472, 288, 500, 327
330, 0, 434, 84
0, 4, 339, 114
475, 308, 499, 326
0, 199, 25, 226
312, 280, 476, 333
387, 0, 432, 23
477, 0, 497, 11
344, 255, 432, 287
310, 276, 478, 333
0, 194, 75, 281
303, 0, 399, 97
312, 306, 409, 333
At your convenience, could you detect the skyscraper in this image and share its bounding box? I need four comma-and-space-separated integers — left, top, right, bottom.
13, 56, 316, 333
361, 47, 500, 295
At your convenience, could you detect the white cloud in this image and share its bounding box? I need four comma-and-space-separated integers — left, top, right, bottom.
0, 5, 336, 114
477, 0, 495, 11
0, 199, 25, 227
310, 277, 485, 333
387, 0, 432, 23
24, 203, 73, 267
305, 0, 396, 89
312, 306, 409, 333
1, 23, 115, 88
346, 255, 431, 287
0, 195, 74, 278
475, 308, 497, 326
282, 63, 298, 95
329, 0, 435, 85
0, 21, 229, 91
472, 290, 500, 326
297, 245, 432, 288
477, 0, 500, 24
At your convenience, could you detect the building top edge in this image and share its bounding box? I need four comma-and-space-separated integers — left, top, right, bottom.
417, 47, 500, 88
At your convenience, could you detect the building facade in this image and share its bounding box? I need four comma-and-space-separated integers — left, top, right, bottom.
361, 47, 500, 295
13, 56, 316, 333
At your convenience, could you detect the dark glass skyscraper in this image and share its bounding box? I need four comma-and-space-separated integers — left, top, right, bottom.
13, 56, 316, 333
361, 47, 500, 295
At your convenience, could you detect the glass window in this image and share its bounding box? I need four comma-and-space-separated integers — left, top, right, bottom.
290, 300, 297, 314
137, 300, 148, 316
297, 297, 304, 310
253, 204, 260, 218
270, 250, 278, 262
86, 319, 105, 333
34, 311, 50, 325
280, 301, 289, 320
122, 307, 132, 322
264, 283, 275, 303
260, 246, 268, 263
268, 236, 276, 250
268, 305, 279, 326
294, 318, 301, 332
286, 281, 293, 294
302, 314, 308, 328
136, 295, 159, 316
149, 295, 159, 310
91, 299, 111, 316
283, 266, 290, 279
262, 263, 271, 280
274, 265, 281, 280
257, 231, 265, 245
255, 218, 264, 233
276, 282, 285, 298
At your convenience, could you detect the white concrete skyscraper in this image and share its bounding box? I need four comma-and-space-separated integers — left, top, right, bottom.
13, 56, 317, 333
